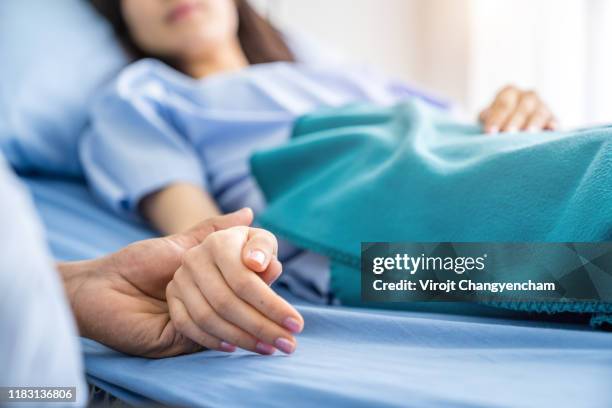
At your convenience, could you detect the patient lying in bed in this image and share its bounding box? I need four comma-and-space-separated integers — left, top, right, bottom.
82, 0, 559, 356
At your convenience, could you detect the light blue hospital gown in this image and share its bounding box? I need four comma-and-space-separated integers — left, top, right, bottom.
81, 59, 446, 303
0, 155, 86, 406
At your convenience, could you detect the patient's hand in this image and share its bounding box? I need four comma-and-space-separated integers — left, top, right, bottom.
479, 85, 558, 134
166, 226, 303, 356
61, 208, 302, 358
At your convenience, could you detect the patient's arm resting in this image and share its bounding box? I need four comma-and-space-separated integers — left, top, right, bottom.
251, 101, 612, 323
140, 182, 221, 235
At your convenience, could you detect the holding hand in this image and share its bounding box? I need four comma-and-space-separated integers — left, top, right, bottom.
479, 85, 558, 134
61, 208, 303, 358
167, 226, 303, 355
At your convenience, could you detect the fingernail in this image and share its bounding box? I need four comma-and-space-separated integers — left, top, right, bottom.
528, 126, 538, 133
255, 342, 276, 355
219, 342, 236, 352
283, 317, 303, 334
506, 126, 518, 133
487, 126, 499, 134
248, 250, 266, 266
274, 338, 295, 354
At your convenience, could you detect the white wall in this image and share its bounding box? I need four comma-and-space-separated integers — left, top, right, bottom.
467, 0, 590, 127
257, 0, 612, 128
409, 0, 472, 108
586, 0, 612, 125
265, 0, 424, 83
257, 0, 477, 116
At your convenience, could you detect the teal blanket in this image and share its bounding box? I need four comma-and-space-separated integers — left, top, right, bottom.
251, 101, 612, 326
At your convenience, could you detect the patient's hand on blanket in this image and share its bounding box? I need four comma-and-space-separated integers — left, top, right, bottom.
479, 85, 558, 134
60, 208, 302, 358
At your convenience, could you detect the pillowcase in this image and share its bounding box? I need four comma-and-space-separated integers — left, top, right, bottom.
0, 1, 338, 177
0, 0, 127, 176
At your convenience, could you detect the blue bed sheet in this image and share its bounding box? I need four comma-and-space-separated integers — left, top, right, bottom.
22, 175, 612, 408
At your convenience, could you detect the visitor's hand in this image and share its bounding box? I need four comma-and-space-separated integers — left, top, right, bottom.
479, 85, 558, 134
60, 208, 298, 358
166, 226, 303, 356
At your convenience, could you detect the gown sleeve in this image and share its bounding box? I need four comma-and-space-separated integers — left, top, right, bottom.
80, 61, 207, 220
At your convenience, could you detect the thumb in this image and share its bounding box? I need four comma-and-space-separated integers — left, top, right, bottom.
242, 227, 279, 273
177, 208, 254, 248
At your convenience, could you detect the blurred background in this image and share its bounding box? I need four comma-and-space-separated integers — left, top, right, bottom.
253, 0, 612, 128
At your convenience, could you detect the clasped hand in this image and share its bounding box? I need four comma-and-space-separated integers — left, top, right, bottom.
62, 208, 303, 358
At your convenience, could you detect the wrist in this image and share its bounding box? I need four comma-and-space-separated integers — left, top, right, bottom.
58, 260, 90, 298
57, 258, 106, 331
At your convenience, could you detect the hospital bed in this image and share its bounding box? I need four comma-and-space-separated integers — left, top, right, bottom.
2, 0, 610, 405
22, 174, 612, 407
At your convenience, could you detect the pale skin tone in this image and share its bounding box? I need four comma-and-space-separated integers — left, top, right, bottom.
60, 209, 303, 357
479, 85, 558, 134
87, 0, 559, 356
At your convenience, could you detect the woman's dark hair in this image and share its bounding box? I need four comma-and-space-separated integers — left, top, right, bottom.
89, 0, 295, 65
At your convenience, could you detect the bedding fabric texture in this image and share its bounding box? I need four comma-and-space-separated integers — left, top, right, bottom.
0, 0, 414, 178
21, 174, 612, 408
251, 101, 612, 327
0, 0, 127, 176
0, 0, 349, 176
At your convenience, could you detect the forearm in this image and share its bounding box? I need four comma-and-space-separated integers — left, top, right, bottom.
140, 183, 221, 235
